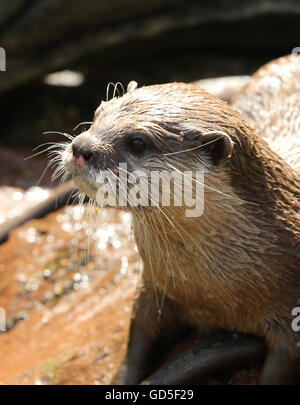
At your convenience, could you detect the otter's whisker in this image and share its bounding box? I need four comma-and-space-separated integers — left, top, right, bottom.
58, 172, 70, 186
109, 168, 161, 309
166, 162, 259, 206
117, 166, 184, 240
163, 133, 227, 156
36, 163, 51, 187
25, 146, 64, 160
43, 131, 75, 141
114, 82, 125, 98
106, 82, 116, 101
73, 122, 93, 133
117, 168, 186, 312
66, 187, 80, 208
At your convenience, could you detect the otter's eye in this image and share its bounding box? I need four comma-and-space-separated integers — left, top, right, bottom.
129, 138, 147, 155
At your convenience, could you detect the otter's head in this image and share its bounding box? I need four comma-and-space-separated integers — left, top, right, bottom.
62, 81, 236, 210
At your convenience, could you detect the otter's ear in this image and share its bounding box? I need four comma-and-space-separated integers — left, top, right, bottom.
127, 81, 138, 93
201, 131, 233, 165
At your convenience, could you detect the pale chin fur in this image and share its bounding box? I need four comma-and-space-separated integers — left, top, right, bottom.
62, 148, 98, 200
62, 147, 75, 175
73, 176, 98, 201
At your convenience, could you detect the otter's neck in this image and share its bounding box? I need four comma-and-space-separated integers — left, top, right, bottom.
131, 133, 300, 313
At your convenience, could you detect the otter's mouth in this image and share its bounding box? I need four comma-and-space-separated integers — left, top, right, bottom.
62, 146, 99, 200
63, 146, 146, 208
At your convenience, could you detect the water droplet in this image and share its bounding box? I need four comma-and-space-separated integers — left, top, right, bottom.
17, 273, 27, 283
47, 235, 54, 242
12, 191, 23, 201
43, 269, 52, 278
112, 240, 121, 248
42, 316, 49, 324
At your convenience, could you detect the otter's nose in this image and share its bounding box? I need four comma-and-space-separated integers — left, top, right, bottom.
72, 143, 93, 161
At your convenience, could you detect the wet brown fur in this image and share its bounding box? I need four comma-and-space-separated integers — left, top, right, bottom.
64, 55, 300, 382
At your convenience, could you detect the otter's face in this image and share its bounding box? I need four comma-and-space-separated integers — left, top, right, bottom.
62, 83, 233, 207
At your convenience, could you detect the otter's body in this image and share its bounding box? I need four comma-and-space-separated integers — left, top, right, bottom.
231, 54, 300, 171
61, 55, 300, 384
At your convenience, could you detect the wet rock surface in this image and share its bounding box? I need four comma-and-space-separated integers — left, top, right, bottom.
0, 206, 139, 384
0, 146, 75, 244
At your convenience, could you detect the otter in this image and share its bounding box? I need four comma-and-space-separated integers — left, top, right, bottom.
60, 55, 300, 384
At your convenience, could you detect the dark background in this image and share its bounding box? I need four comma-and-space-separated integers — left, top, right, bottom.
0, 0, 300, 147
